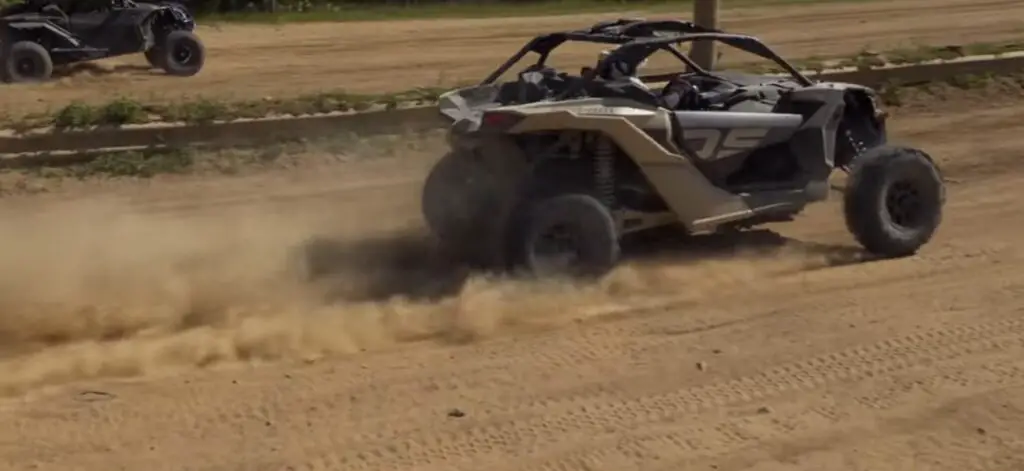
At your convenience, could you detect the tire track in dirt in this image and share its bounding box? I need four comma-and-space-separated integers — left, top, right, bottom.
274, 241, 1016, 447
317, 316, 1024, 470
675, 367, 1024, 471
643, 354, 1024, 471
517, 344, 1024, 471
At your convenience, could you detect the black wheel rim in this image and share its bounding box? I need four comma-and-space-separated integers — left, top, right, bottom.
172, 43, 195, 66
15, 56, 37, 76
885, 180, 924, 229
532, 223, 582, 274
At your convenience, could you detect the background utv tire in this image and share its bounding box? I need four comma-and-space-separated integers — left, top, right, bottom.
157, 30, 205, 76
3, 41, 53, 83
843, 145, 945, 257
517, 194, 620, 278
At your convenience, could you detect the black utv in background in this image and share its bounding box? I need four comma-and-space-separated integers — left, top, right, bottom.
0, 0, 204, 82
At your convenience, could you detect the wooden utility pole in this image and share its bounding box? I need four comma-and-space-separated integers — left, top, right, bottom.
691, 0, 719, 70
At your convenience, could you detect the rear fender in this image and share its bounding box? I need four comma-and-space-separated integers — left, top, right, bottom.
150, 4, 195, 30
504, 105, 754, 232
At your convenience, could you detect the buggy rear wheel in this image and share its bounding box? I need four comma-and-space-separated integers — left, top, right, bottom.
421, 151, 507, 267
421, 142, 529, 268
514, 193, 620, 278
156, 30, 205, 76
422, 152, 481, 256
3, 41, 53, 83
843, 145, 945, 257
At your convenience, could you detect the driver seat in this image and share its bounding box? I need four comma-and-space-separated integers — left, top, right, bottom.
514, 64, 556, 103
659, 77, 701, 110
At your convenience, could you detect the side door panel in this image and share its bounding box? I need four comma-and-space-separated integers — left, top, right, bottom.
68, 11, 112, 43
70, 8, 146, 53
672, 111, 803, 184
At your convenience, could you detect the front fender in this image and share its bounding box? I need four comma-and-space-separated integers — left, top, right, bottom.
165, 3, 196, 30
835, 88, 889, 168
142, 4, 195, 33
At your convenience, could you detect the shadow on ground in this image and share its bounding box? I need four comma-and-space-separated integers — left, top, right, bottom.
300, 227, 875, 303
52, 63, 157, 79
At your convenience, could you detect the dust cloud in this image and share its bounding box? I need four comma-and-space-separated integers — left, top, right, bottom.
0, 198, 859, 396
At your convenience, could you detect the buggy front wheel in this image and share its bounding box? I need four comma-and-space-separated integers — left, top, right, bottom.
155, 30, 205, 76
3, 41, 53, 83
843, 145, 945, 257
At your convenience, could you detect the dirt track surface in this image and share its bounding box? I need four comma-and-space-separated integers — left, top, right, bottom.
0, 88, 1023, 470
3, 0, 1024, 116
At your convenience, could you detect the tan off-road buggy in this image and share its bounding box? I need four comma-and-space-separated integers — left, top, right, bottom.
422, 19, 945, 277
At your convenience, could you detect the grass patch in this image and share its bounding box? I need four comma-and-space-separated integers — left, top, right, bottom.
8, 128, 446, 184
0, 146, 200, 193
74, 148, 196, 178
198, 0, 877, 24
36, 87, 448, 131
7, 39, 1024, 132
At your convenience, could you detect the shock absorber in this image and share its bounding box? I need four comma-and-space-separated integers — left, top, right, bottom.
841, 125, 868, 172
593, 135, 616, 207
839, 97, 871, 172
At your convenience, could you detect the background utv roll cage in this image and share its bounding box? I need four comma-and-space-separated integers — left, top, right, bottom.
479, 18, 814, 96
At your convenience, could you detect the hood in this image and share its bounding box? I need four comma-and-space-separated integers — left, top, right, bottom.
438, 84, 503, 122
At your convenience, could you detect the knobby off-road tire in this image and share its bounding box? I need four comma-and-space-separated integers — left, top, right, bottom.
843, 145, 945, 257
421, 144, 527, 268
3, 41, 53, 83
513, 193, 620, 278
155, 30, 205, 76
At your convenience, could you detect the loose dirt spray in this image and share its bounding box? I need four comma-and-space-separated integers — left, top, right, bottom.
0, 198, 857, 396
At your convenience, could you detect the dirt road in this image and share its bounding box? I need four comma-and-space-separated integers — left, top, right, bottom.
0, 85, 1023, 470
3, 0, 1024, 116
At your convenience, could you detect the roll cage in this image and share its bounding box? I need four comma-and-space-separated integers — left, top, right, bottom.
480, 18, 813, 95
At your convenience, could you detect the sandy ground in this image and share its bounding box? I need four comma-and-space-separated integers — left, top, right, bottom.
0, 85, 1021, 470
2, 0, 1024, 116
